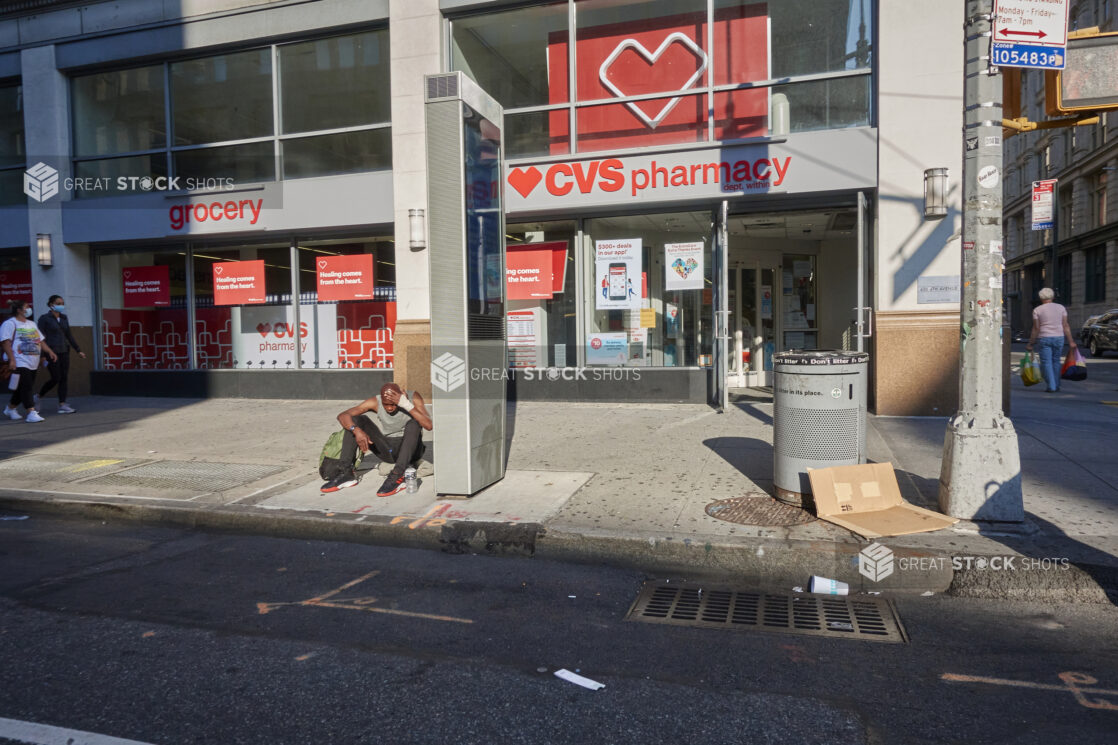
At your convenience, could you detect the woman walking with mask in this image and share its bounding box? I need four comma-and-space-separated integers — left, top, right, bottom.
1025, 287, 1078, 393
1, 300, 58, 422
36, 295, 85, 414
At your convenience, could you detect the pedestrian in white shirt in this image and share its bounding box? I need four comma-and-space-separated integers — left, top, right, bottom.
1, 300, 58, 422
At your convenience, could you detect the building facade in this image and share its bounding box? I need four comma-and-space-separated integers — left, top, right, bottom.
1003, 2, 1118, 340
1, 0, 969, 414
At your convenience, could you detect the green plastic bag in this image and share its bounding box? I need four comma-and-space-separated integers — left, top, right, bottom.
1020, 352, 1041, 387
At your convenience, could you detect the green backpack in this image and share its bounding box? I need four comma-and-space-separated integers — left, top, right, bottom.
318, 430, 363, 479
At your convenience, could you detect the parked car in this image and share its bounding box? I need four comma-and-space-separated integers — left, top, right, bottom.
1082, 311, 1118, 357
1077, 306, 1113, 342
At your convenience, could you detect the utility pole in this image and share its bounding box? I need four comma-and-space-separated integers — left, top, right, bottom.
939, 0, 1024, 522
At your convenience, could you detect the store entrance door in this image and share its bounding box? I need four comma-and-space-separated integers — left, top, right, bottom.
727, 259, 779, 387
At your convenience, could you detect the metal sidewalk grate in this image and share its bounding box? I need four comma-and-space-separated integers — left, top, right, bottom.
625, 581, 907, 643
0, 454, 139, 483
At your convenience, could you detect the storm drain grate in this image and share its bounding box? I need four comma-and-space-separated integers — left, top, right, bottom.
625, 581, 907, 643
705, 496, 817, 526
80, 461, 286, 493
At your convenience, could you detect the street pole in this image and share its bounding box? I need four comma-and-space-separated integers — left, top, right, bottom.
938, 0, 1025, 522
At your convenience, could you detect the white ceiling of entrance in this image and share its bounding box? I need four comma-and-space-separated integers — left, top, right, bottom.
585, 210, 856, 240
731, 210, 857, 240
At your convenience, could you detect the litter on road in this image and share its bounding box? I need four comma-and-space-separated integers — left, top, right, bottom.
554, 669, 606, 691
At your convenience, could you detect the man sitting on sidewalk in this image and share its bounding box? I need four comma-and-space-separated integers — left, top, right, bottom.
321, 382, 433, 497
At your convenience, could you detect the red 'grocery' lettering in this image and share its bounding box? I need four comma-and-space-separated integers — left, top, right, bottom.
169, 199, 263, 231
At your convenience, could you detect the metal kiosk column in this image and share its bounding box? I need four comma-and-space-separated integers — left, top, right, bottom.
425, 72, 507, 497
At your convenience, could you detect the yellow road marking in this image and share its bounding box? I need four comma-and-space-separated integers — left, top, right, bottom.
943, 672, 1118, 711
59, 458, 124, 473
257, 570, 473, 625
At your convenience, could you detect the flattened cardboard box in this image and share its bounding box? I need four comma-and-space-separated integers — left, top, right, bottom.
808, 462, 958, 539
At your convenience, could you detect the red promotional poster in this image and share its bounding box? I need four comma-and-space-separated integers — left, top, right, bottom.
0, 270, 33, 307
122, 265, 171, 307
547, 5, 769, 152
507, 246, 556, 299
213, 260, 266, 305
316, 254, 375, 302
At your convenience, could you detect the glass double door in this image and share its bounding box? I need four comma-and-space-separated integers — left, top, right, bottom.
727, 259, 779, 388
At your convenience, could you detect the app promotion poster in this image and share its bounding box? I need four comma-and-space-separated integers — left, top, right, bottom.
595, 238, 642, 310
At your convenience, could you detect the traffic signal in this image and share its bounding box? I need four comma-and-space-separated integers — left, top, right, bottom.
1046, 29, 1118, 115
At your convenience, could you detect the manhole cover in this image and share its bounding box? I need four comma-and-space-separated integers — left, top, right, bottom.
705, 496, 816, 526
626, 581, 907, 643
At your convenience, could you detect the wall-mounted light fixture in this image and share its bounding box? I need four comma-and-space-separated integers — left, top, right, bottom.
36, 233, 52, 266
924, 168, 949, 219
409, 208, 426, 250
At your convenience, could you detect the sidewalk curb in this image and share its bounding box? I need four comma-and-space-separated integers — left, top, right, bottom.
3, 494, 1115, 603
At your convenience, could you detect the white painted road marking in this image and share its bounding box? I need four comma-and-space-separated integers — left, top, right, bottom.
0, 716, 158, 745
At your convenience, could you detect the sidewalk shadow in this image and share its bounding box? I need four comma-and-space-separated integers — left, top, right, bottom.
703, 436, 775, 495
980, 510, 1118, 606
732, 401, 773, 427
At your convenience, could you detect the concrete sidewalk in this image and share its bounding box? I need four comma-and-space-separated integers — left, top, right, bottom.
1, 351, 1116, 603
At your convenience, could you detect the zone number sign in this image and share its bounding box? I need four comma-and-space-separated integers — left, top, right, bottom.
992, 0, 1070, 69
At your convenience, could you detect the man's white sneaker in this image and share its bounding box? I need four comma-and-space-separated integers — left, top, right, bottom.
25, 411, 44, 423
57, 403, 75, 414
3, 407, 21, 421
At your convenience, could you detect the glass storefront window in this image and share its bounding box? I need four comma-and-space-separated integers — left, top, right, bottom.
506, 111, 570, 159
451, 1, 874, 152
174, 142, 276, 184
95, 238, 397, 372
0, 81, 24, 203
98, 250, 189, 370
297, 237, 396, 369
583, 211, 712, 367
192, 242, 293, 369
279, 30, 391, 134
72, 29, 392, 189
758, 0, 874, 77
451, 3, 569, 110
73, 154, 168, 198
0, 170, 22, 206
765, 75, 871, 133
0, 83, 23, 169
281, 129, 391, 179
171, 49, 274, 146
506, 220, 577, 368
72, 65, 166, 157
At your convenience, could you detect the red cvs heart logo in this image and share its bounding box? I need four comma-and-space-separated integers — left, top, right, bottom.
256, 323, 272, 337
123, 271, 132, 279
508, 167, 543, 198
318, 260, 327, 270
214, 266, 224, 276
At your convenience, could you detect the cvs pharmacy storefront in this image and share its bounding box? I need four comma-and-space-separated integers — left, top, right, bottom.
448, 0, 878, 405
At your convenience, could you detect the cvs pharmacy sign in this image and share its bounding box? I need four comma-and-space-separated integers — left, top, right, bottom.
506, 147, 793, 210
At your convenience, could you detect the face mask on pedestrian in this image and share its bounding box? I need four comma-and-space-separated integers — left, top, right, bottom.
50, 304, 64, 313
20, 307, 31, 320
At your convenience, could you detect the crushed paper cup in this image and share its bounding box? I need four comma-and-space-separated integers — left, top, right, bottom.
809, 575, 849, 595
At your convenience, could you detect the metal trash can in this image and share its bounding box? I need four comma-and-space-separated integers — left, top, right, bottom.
772, 350, 869, 509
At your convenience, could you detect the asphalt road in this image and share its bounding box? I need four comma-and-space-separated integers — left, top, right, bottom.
0, 514, 1116, 745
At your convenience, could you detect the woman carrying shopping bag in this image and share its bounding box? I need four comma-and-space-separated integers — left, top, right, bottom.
1025, 287, 1078, 393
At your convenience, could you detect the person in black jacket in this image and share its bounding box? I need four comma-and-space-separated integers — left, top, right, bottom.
36, 295, 85, 414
